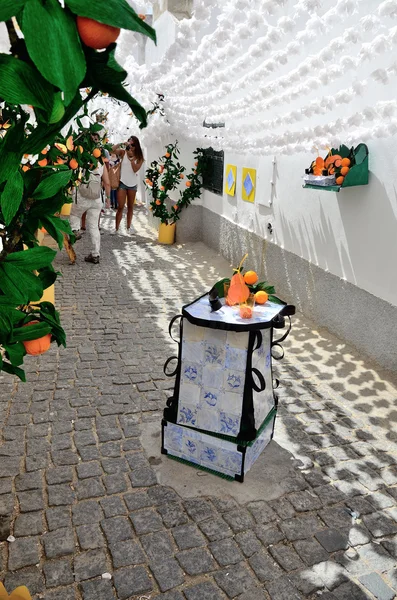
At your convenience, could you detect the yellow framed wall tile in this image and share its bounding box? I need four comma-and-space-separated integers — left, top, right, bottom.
225, 164, 237, 196
242, 168, 256, 202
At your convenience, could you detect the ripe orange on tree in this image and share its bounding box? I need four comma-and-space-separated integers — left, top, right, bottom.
243, 270, 258, 285
93, 148, 101, 158
69, 159, 79, 170
38, 159, 48, 167
336, 176, 344, 185
77, 17, 120, 50
164, 152, 171, 158
341, 166, 350, 176
155, 199, 161, 205
186, 181, 191, 187
341, 158, 351, 167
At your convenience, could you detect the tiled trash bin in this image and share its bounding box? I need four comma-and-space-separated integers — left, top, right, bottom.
162, 294, 295, 482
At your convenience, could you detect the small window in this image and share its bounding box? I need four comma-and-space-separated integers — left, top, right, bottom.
200, 148, 224, 196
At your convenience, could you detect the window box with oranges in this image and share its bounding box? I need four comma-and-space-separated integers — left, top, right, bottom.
303, 144, 369, 192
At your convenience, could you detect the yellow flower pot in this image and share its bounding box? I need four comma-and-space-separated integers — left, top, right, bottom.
158, 222, 176, 245
40, 284, 55, 305
60, 203, 72, 216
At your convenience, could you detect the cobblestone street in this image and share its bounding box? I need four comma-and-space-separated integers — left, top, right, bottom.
1, 209, 397, 600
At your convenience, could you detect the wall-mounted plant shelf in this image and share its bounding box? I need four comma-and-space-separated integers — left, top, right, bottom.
303, 143, 369, 192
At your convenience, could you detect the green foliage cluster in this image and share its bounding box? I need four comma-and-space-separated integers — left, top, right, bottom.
0, 0, 155, 380
145, 142, 204, 225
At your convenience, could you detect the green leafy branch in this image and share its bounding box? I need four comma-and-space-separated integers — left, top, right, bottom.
145, 143, 204, 224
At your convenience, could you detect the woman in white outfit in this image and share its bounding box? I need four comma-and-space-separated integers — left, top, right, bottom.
112, 136, 144, 234
69, 158, 111, 265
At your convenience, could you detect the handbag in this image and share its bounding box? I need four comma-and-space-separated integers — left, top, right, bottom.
79, 171, 102, 200
109, 161, 121, 190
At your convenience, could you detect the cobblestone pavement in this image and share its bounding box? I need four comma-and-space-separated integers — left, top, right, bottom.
1, 209, 397, 600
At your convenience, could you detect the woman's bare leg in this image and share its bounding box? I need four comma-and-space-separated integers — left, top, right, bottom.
116, 189, 127, 231
126, 189, 137, 229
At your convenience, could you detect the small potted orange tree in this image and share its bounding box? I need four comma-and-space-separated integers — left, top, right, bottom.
0, 1, 155, 380
145, 142, 204, 244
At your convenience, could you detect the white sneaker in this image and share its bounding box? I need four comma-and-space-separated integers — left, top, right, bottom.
127, 226, 136, 235
110, 229, 119, 236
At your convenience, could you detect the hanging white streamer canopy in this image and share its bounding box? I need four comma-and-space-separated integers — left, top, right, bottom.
102, 0, 397, 154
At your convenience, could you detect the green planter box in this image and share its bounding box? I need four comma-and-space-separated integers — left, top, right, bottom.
303, 143, 369, 192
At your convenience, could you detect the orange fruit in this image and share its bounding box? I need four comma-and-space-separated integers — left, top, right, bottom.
243, 270, 258, 285
41, 148, 48, 155
38, 159, 48, 167
315, 157, 324, 169
56, 158, 66, 165
145, 178, 151, 184
173, 204, 178, 210
66, 136, 74, 151
255, 290, 269, 305
78, 146, 84, 154
155, 199, 161, 205
334, 159, 342, 168
77, 17, 120, 49
328, 167, 335, 175
138, 13, 146, 20
164, 152, 171, 158
22, 165, 30, 172
341, 166, 350, 176
179, 174, 184, 179
160, 186, 165, 191
336, 176, 344, 185
22, 321, 51, 356
69, 159, 78, 170
186, 181, 191, 187
93, 148, 101, 158
341, 158, 351, 167
239, 306, 253, 319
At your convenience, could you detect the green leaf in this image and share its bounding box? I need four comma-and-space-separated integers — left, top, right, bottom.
22, 92, 83, 155
5, 246, 56, 270
4, 342, 26, 366
13, 320, 51, 341
0, 0, 26, 20
0, 263, 43, 303
84, 48, 147, 127
213, 278, 230, 298
268, 295, 284, 305
0, 54, 54, 112
32, 170, 72, 200
22, 0, 86, 102
37, 266, 58, 290
0, 171, 24, 225
65, 0, 156, 42
41, 215, 71, 250
1, 360, 26, 382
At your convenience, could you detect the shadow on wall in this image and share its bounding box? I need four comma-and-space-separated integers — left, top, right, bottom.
278, 173, 397, 308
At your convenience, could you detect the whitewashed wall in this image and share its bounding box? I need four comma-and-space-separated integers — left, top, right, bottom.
146, 1, 397, 310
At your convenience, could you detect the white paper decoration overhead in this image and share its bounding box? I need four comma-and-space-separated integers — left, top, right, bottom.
95, 0, 397, 155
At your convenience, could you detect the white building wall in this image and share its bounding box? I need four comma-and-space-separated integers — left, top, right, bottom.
147, 2, 397, 309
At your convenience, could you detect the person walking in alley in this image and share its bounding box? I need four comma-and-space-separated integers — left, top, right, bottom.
112, 136, 144, 235
70, 134, 111, 264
